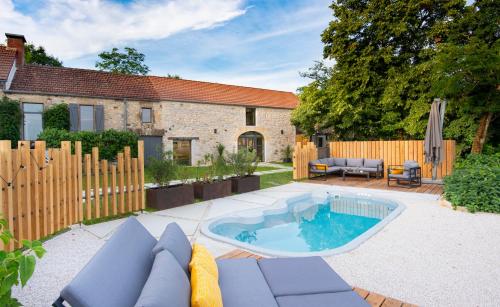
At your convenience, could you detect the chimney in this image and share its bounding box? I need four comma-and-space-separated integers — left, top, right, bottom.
6, 33, 26, 67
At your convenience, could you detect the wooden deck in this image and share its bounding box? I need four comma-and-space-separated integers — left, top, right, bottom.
305, 175, 443, 195
217, 249, 417, 307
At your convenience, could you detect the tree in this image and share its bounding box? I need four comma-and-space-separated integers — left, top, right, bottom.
430, 0, 499, 154
95, 47, 150, 75
25, 43, 63, 66
0, 96, 22, 147
292, 0, 464, 140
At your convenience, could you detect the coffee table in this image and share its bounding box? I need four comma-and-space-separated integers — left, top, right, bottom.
342, 167, 370, 181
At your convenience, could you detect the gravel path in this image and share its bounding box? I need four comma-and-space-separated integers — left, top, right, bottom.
13, 183, 500, 307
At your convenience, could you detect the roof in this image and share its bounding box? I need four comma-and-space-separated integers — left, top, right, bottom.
6, 63, 298, 109
0, 45, 16, 80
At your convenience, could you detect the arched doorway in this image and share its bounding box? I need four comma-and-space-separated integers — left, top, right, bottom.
238, 131, 264, 161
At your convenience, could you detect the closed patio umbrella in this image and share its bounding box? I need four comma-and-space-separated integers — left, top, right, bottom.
424, 98, 446, 180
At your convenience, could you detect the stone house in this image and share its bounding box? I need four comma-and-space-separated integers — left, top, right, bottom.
0, 34, 298, 164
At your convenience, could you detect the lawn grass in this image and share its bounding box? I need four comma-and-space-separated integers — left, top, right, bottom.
259, 171, 293, 189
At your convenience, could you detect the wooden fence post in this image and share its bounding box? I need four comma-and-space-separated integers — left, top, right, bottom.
92, 147, 100, 219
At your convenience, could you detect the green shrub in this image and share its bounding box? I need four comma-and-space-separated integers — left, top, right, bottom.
148, 151, 178, 186
42, 103, 69, 130
443, 153, 500, 213
0, 218, 46, 306
37, 128, 138, 160
227, 148, 259, 177
0, 96, 22, 147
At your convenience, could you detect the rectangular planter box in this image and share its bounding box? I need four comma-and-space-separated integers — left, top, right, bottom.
231, 175, 260, 194
193, 180, 232, 201
146, 184, 195, 210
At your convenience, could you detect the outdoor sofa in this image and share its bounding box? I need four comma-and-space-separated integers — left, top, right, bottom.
309, 157, 384, 180
53, 217, 369, 307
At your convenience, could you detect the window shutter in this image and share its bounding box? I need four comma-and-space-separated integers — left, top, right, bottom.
69, 104, 79, 132
95, 105, 104, 132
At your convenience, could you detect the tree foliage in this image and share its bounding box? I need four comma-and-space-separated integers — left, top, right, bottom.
25, 43, 63, 67
292, 0, 497, 155
0, 96, 22, 147
42, 103, 69, 130
95, 47, 150, 75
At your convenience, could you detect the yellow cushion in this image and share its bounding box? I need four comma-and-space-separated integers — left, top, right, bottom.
189, 244, 218, 279
391, 169, 403, 174
190, 265, 223, 307
315, 163, 328, 171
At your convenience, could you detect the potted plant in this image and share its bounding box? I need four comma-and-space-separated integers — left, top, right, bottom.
193, 144, 232, 200
146, 151, 194, 209
228, 148, 260, 193
281, 144, 293, 163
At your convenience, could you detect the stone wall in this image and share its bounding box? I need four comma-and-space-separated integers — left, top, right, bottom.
2, 93, 296, 162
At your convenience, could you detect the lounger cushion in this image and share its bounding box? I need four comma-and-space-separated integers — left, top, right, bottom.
61, 217, 157, 307
135, 250, 190, 307
364, 159, 382, 168
333, 158, 346, 166
346, 158, 364, 167
275, 291, 369, 307
217, 258, 278, 307
152, 223, 192, 275
258, 257, 352, 297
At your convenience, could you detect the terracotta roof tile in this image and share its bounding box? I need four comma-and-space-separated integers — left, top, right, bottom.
0, 46, 16, 80
6, 63, 298, 109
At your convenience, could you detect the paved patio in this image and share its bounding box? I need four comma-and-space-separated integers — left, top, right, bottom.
14, 182, 500, 307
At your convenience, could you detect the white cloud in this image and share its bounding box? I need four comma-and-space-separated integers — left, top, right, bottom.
0, 0, 246, 59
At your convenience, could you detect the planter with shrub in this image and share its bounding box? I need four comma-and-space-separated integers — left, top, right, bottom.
193, 144, 232, 200
146, 151, 194, 210
228, 148, 260, 193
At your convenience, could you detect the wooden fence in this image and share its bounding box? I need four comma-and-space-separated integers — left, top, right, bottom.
292, 142, 318, 179
293, 140, 456, 180
0, 140, 144, 250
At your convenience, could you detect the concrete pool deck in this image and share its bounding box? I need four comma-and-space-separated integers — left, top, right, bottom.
14, 182, 500, 307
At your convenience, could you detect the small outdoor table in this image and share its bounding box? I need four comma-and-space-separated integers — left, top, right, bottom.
342, 167, 370, 181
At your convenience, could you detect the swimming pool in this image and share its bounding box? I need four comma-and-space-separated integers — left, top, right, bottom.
202, 192, 404, 256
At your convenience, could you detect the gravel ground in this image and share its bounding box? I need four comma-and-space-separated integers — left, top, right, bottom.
12, 183, 500, 307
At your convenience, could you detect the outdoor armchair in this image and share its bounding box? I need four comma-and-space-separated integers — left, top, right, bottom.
387, 160, 422, 188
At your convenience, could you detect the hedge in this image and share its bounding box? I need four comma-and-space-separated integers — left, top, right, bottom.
0, 96, 22, 147
43, 103, 70, 130
443, 153, 500, 213
37, 128, 138, 160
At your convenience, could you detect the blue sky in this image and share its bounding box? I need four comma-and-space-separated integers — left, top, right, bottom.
1, 0, 333, 92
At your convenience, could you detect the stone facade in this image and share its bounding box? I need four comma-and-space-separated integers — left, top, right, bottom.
2, 92, 295, 163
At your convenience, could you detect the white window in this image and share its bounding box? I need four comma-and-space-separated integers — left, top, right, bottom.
23, 103, 43, 140
141, 108, 152, 123
80, 105, 94, 131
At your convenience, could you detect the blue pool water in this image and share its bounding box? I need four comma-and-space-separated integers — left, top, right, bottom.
209, 195, 398, 254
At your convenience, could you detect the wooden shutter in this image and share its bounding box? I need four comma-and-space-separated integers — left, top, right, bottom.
69, 104, 79, 132
95, 105, 104, 132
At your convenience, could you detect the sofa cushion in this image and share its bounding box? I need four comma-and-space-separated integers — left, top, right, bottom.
135, 250, 190, 307
364, 159, 382, 168
333, 158, 346, 166
327, 166, 342, 173
152, 223, 192, 275
388, 171, 411, 179
189, 244, 218, 279
191, 265, 223, 307
275, 291, 369, 307
346, 158, 364, 167
403, 160, 420, 170
217, 258, 278, 307
323, 157, 335, 166
258, 257, 352, 297
61, 217, 157, 307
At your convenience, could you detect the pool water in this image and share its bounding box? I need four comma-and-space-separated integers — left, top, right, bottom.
209, 195, 398, 254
